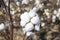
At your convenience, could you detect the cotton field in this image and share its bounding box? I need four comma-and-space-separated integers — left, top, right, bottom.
0, 0, 60, 40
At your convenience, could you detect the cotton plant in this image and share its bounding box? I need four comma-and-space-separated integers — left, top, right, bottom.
20, 8, 40, 37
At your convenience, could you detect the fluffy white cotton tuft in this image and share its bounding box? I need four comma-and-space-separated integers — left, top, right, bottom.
16, 1, 20, 6
24, 23, 34, 32
26, 32, 35, 37
31, 15, 40, 24
0, 23, 5, 30
35, 24, 40, 31
20, 20, 26, 27
22, 0, 29, 4
29, 10, 37, 18
20, 12, 30, 23
10, 11, 16, 15
52, 15, 56, 22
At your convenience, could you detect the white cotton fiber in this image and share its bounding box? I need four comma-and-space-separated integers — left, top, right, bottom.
24, 23, 34, 32
31, 15, 40, 24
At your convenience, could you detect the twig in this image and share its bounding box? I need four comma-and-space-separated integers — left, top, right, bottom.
7, 0, 13, 40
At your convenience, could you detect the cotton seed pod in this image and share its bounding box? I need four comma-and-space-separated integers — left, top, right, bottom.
22, 0, 30, 4
31, 15, 40, 24
0, 23, 5, 30
20, 12, 30, 23
26, 32, 35, 37
29, 10, 37, 18
20, 20, 27, 27
24, 23, 34, 32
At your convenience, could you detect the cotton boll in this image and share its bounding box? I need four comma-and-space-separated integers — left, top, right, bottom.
35, 24, 40, 31
6, 2, 8, 6
52, 15, 56, 22
41, 22, 45, 27
35, 0, 40, 7
0, 23, 5, 30
56, 13, 60, 17
22, 0, 29, 4
16, 1, 20, 6
10, 11, 16, 15
20, 12, 30, 23
32, 7, 39, 12
29, 10, 37, 18
53, 10, 57, 15
31, 15, 40, 24
26, 32, 35, 37
24, 23, 34, 32
20, 20, 27, 27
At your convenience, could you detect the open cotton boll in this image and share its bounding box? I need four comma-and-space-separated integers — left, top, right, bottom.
56, 12, 60, 17
31, 15, 40, 24
35, 24, 40, 31
24, 23, 34, 32
52, 15, 56, 22
10, 11, 16, 15
5, 2, 8, 6
32, 7, 39, 12
20, 12, 30, 23
22, 0, 29, 4
29, 10, 37, 18
41, 22, 45, 27
20, 20, 27, 27
0, 23, 5, 30
53, 10, 57, 15
16, 1, 20, 6
35, 0, 40, 7
26, 32, 35, 37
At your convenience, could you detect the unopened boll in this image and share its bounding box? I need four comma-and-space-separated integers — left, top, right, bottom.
20, 12, 30, 23
24, 23, 34, 32
22, 0, 30, 4
29, 10, 37, 18
26, 32, 34, 37
31, 15, 40, 24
